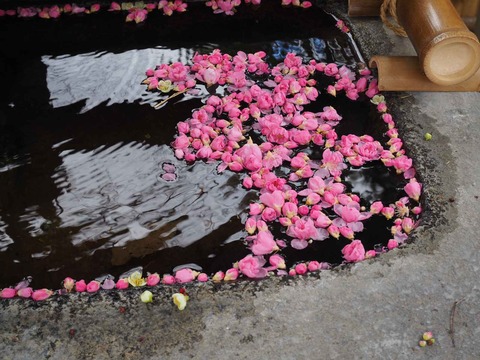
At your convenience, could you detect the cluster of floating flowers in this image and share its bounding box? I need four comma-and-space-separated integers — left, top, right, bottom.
0, 0, 313, 23
0, 48, 423, 301
144, 49, 423, 274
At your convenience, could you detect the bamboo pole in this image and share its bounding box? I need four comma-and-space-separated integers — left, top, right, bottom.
370, 56, 480, 91
348, 0, 479, 30
396, 0, 480, 85
348, 0, 383, 17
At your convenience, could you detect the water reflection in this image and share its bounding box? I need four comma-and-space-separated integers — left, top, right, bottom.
42, 48, 195, 112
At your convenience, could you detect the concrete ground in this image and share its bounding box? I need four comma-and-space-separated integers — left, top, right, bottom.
1, 2, 480, 359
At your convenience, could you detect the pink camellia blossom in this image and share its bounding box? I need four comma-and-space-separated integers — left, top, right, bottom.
235, 138, 263, 172
295, 263, 308, 275
259, 190, 285, 215
1, 288, 16, 299
86, 281, 101, 293
63, 277, 75, 292
370, 201, 384, 214
109, 2, 121, 11
327, 224, 340, 239
412, 206, 422, 215
224, 268, 239, 281
269, 254, 286, 269
307, 261, 321, 272
404, 180, 422, 202
146, 273, 161, 286
90, 4, 100, 12
162, 274, 176, 285
381, 206, 395, 220
116, 278, 129, 290
175, 268, 198, 283
251, 230, 278, 255
287, 217, 327, 250
17, 287, 33, 298
387, 239, 398, 250
238, 255, 268, 278
319, 106, 342, 122
212, 271, 225, 282
197, 273, 209, 282
402, 217, 415, 234
365, 250, 376, 258
75, 280, 87, 292
32, 289, 53, 301
324, 63, 339, 76
341, 240, 366, 262
102, 278, 116, 290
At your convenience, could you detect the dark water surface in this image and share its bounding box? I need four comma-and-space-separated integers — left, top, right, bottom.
0, 3, 402, 288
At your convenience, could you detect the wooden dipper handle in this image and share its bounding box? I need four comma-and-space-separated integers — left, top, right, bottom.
396, 0, 480, 85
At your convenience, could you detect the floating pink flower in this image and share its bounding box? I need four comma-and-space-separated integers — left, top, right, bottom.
17, 287, 33, 298
63, 277, 75, 292
1, 288, 16, 299
307, 261, 321, 272
251, 230, 278, 255
238, 255, 267, 278
224, 268, 239, 281
102, 278, 116, 290
116, 278, 129, 290
387, 239, 398, 250
175, 268, 198, 283
269, 254, 286, 269
162, 274, 176, 285
404, 180, 422, 202
146, 273, 161, 286
32, 289, 53, 301
86, 281, 101, 293
342, 240, 366, 262
295, 263, 307, 275
75, 280, 87, 292
212, 271, 225, 281
197, 273, 209, 282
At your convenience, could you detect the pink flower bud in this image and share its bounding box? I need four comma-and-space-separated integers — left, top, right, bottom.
162, 274, 176, 285
63, 277, 75, 292
146, 273, 160, 286
387, 239, 398, 250
212, 271, 225, 282
307, 261, 321, 272
381, 206, 395, 220
224, 268, 239, 281
32, 289, 53, 301
175, 268, 197, 283
75, 280, 87, 292
17, 287, 33, 298
404, 180, 422, 202
102, 278, 115, 290
269, 254, 286, 269
365, 250, 376, 259
412, 206, 422, 215
370, 201, 384, 214
288, 269, 297, 276
197, 273, 209, 282
295, 263, 308, 275
86, 281, 100, 293
1, 288, 16, 299
116, 278, 129, 290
